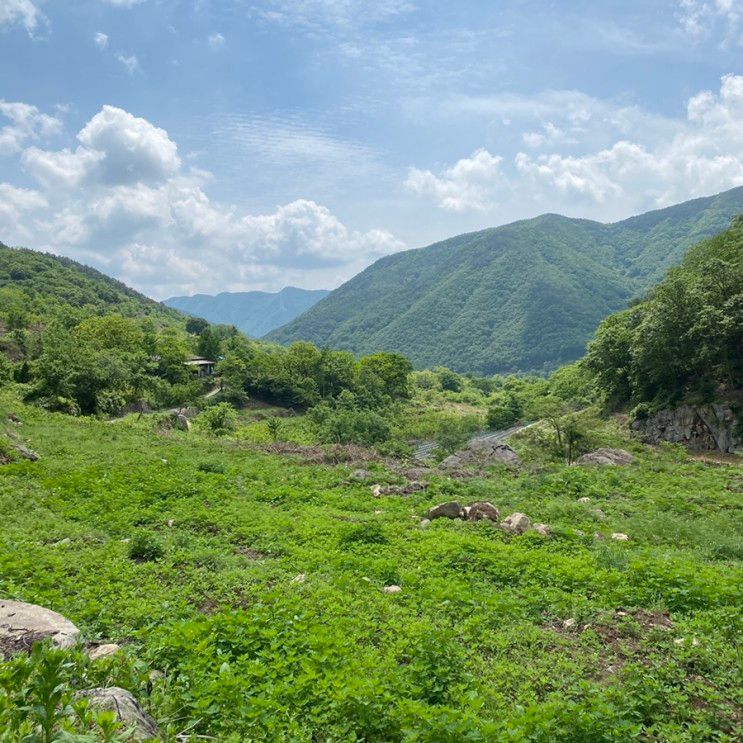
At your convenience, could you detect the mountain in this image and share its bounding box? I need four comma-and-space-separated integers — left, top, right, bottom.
164, 287, 330, 338
268, 187, 743, 375
0, 242, 183, 325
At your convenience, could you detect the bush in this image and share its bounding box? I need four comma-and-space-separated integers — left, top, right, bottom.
309, 400, 392, 446
486, 404, 518, 430
195, 403, 238, 436
433, 414, 481, 456
127, 531, 164, 562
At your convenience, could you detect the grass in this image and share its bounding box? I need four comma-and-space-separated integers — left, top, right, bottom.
0, 389, 741, 740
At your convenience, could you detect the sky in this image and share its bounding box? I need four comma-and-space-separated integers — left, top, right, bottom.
0, 0, 742, 299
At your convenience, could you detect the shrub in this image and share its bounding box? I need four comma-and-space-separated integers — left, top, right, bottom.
309, 401, 392, 445
195, 402, 238, 436
486, 404, 519, 430
127, 531, 164, 562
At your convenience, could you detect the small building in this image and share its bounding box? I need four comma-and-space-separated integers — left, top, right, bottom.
185, 357, 216, 377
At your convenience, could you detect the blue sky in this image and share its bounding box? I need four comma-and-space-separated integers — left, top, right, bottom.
0, 0, 741, 298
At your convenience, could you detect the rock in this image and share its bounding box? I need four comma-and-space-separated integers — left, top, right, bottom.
533, 523, 551, 536
52, 537, 71, 547
593, 532, 605, 541
419, 518, 431, 529
370, 484, 383, 497
376, 482, 427, 496
611, 532, 630, 541
77, 687, 159, 741
591, 509, 606, 520
576, 448, 634, 466
562, 618, 576, 629
291, 573, 306, 584
383, 585, 402, 594
427, 501, 463, 520
166, 519, 174, 528
632, 403, 741, 453
439, 441, 521, 470
89, 643, 121, 661
14, 444, 39, 462
500, 512, 531, 534
400, 467, 430, 480
351, 469, 373, 480
577, 497, 591, 503
174, 414, 190, 432
8, 414, 21, 424
466, 501, 500, 523
0, 600, 80, 657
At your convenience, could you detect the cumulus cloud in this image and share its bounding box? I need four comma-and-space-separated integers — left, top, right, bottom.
407, 74, 743, 218
678, 0, 742, 44
2, 104, 404, 297
103, 0, 146, 7
207, 32, 225, 49
0, 0, 46, 36
0, 100, 62, 155
94, 31, 108, 49
257, 0, 415, 31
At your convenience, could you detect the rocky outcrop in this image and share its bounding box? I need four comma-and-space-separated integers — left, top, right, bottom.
631, 403, 741, 453
427, 501, 464, 519
499, 512, 531, 534
465, 501, 500, 523
439, 440, 520, 470
78, 687, 159, 741
0, 600, 80, 658
576, 448, 634, 466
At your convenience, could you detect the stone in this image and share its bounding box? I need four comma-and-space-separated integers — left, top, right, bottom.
419, 518, 431, 529
370, 484, 383, 497
52, 538, 71, 547
611, 532, 630, 541
533, 523, 551, 536
500, 512, 531, 534
291, 573, 306, 584
466, 501, 500, 523
632, 403, 741, 453
591, 509, 606, 520
427, 501, 463, 520
8, 414, 21, 424
383, 585, 402, 594
576, 448, 634, 466
174, 414, 190, 432
14, 444, 39, 462
78, 687, 159, 741
166, 519, 175, 528
439, 441, 521, 470
562, 618, 576, 629
89, 643, 121, 661
0, 600, 80, 657
351, 469, 373, 480
577, 497, 591, 503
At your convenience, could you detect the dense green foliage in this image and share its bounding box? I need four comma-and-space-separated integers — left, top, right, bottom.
269, 187, 743, 374
165, 287, 330, 338
0, 391, 740, 740
586, 216, 743, 408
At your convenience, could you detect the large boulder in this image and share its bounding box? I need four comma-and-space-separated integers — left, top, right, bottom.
439, 441, 520, 470
78, 687, 159, 741
500, 512, 531, 534
0, 600, 80, 658
632, 404, 741, 453
576, 448, 634, 466
466, 501, 500, 523
174, 414, 191, 432
427, 501, 464, 520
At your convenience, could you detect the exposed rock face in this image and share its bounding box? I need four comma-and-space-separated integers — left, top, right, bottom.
439, 441, 521, 470
576, 448, 634, 466
466, 501, 500, 523
427, 501, 464, 520
0, 600, 80, 658
78, 687, 159, 741
174, 414, 191, 432
631, 404, 741, 453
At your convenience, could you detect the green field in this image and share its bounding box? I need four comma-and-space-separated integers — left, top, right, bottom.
1, 391, 741, 741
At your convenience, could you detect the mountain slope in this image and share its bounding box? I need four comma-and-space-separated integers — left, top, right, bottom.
164, 287, 329, 337
0, 242, 183, 324
268, 187, 743, 374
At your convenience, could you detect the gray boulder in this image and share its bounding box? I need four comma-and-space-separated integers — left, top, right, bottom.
174, 414, 191, 432
500, 512, 531, 534
439, 441, 520, 470
14, 444, 39, 461
78, 687, 159, 741
466, 501, 500, 523
0, 600, 80, 658
576, 448, 634, 466
427, 501, 463, 520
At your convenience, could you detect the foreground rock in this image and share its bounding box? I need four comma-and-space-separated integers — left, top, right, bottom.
174, 414, 191, 432
0, 600, 80, 657
500, 512, 531, 534
439, 441, 521, 470
78, 687, 159, 741
427, 501, 464, 519
465, 501, 500, 523
576, 448, 634, 466
631, 403, 741, 453
89, 643, 121, 660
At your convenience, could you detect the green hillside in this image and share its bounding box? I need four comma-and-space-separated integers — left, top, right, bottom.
268, 187, 743, 374
0, 242, 183, 325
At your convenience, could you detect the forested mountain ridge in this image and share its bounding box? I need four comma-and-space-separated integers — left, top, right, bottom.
0, 242, 183, 325
164, 287, 330, 338
268, 187, 743, 374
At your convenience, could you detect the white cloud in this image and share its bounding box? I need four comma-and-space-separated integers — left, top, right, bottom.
94, 31, 109, 49
678, 0, 742, 45
103, 0, 146, 7
0, 0, 46, 36
407, 75, 743, 218
3, 104, 404, 297
257, 0, 415, 32
207, 32, 225, 49
0, 100, 62, 155
116, 53, 140, 74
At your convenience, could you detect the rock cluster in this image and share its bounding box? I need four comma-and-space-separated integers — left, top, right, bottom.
424, 501, 550, 536
439, 441, 521, 470
576, 448, 634, 466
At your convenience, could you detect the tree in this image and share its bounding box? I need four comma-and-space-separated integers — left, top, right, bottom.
197, 327, 221, 361
186, 317, 210, 335
357, 353, 412, 407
